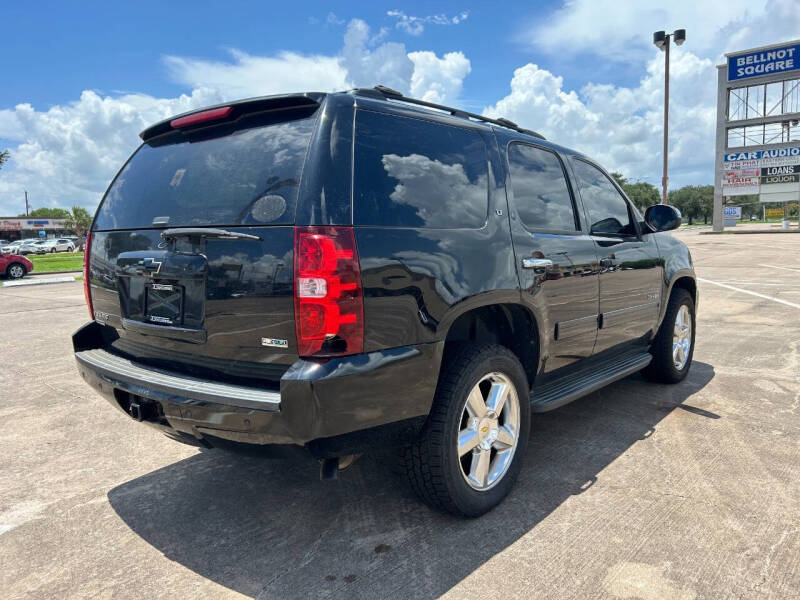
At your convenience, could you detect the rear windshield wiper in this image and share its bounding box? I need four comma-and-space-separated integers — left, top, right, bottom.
160, 228, 262, 242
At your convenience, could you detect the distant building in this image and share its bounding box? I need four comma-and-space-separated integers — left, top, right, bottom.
0, 217, 74, 241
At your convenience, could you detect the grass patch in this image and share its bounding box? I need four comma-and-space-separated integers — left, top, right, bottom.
29, 252, 84, 273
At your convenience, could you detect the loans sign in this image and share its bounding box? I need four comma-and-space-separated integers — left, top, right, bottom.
728, 43, 800, 81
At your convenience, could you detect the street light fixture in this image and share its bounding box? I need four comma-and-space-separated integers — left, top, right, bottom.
653, 28, 686, 205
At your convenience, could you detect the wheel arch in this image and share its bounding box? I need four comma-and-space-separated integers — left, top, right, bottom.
658, 270, 697, 328
439, 301, 541, 389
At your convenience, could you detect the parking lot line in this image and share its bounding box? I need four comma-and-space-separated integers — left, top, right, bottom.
697, 277, 800, 310
713, 282, 800, 287
757, 263, 800, 273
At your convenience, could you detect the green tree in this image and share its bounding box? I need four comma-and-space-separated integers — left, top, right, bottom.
610, 172, 628, 187
17, 207, 71, 219
610, 172, 660, 213
0, 149, 8, 170
622, 181, 661, 213
669, 185, 714, 224
64, 206, 93, 238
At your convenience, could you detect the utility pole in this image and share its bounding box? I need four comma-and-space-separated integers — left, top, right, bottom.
653, 29, 686, 205
24, 190, 29, 216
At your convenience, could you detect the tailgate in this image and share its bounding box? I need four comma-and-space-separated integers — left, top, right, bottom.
87, 103, 319, 383
89, 227, 296, 382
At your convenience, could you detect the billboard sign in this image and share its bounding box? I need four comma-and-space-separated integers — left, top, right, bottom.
723, 146, 800, 196
728, 43, 800, 81
724, 147, 800, 162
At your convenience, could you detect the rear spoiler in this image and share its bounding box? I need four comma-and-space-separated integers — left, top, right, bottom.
139, 92, 326, 142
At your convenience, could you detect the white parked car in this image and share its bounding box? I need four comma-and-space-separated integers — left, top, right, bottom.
1, 240, 24, 254
16, 239, 45, 255
36, 238, 76, 253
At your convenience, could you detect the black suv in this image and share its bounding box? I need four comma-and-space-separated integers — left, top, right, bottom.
74, 87, 696, 516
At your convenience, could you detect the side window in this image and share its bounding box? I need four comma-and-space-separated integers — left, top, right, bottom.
353, 110, 489, 228
507, 143, 577, 231
572, 160, 636, 236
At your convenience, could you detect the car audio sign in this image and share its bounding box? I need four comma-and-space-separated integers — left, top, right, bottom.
728, 43, 800, 81
723, 146, 800, 196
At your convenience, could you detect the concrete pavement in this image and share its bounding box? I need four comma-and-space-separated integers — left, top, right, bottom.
0, 229, 798, 599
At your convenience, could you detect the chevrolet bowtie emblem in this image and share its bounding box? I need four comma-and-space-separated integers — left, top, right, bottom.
480, 426, 489, 433
138, 257, 162, 275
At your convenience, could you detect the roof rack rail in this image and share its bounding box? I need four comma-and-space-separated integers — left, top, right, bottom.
355, 86, 546, 140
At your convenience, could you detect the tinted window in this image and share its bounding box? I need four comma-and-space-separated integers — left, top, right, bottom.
507, 143, 576, 231
93, 109, 317, 230
572, 160, 636, 236
353, 110, 488, 228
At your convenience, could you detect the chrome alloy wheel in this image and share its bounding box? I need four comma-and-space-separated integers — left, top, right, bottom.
457, 372, 520, 491
672, 304, 692, 370
8, 264, 24, 279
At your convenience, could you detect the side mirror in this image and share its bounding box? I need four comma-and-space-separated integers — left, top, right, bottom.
644, 204, 681, 233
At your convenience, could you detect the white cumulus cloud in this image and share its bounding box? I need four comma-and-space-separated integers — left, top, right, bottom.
524, 0, 800, 63
498, 0, 800, 188
483, 50, 717, 185
0, 19, 471, 216
409, 51, 471, 103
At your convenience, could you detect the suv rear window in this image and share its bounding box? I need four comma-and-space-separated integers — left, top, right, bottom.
353, 110, 488, 229
93, 108, 317, 230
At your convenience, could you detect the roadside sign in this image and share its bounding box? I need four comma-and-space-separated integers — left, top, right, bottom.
766, 207, 785, 218
724, 206, 742, 219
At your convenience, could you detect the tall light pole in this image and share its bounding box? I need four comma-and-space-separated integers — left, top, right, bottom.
653, 29, 686, 205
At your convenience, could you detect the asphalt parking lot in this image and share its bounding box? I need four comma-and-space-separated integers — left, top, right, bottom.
1, 227, 798, 600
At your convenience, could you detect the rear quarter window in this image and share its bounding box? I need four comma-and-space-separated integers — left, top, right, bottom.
353, 110, 489, 229
93, 108, 317, 230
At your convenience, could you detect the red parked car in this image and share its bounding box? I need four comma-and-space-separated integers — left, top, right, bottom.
0, 251, 33, 279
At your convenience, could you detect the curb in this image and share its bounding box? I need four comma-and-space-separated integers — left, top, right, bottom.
32, 269, 82, 276
2, 275, 79, 287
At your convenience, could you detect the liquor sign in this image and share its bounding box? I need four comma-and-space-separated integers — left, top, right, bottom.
728, 43, 800, 81
761, 173, 800, 184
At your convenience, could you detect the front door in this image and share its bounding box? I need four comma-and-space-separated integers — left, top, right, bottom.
505, 142, 600, 374
570, 159, 663, 354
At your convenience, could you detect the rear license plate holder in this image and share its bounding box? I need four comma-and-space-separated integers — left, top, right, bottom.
144, 282, 184, 326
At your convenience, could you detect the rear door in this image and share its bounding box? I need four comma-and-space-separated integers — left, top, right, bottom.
570, 158, 663, 353
88, 103, 320, 383
505, 141, 600, 374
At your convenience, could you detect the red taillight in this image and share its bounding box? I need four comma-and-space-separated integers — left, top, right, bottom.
294, 226, 364, 357
84, 231, 94, 319
170, 106, 232, 129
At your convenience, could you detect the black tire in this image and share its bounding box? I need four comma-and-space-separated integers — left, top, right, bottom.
6, 262, 27, 279
642, 288, 695, 383
403, 343, 531, 517
50, 247, 56, 253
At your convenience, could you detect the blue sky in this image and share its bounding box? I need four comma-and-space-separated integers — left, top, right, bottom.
1, 0, 798, 215
3, 1, 618, 110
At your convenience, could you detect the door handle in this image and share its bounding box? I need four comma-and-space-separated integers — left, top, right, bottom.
522, 258, 553, 270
